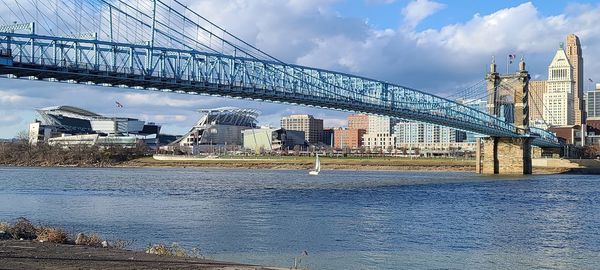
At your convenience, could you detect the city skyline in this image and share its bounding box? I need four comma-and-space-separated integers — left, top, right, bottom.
1, 1, 600, 138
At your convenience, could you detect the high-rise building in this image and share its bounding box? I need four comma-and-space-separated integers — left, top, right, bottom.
361, 115, 398, 151
586, 84, 600, 119
529, 80, 547, 122
393, 121, 464, 145
367, 115, 399, 134
280, 114, 324, 144
543, 44, 575, 126
347, 114, 369, 130
322, 128, 335, 147
566, 34, 584, 125
363, 132, 395, 151
456, 98, 486, 142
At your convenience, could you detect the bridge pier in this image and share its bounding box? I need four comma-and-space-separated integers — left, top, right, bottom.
477, 57, 533, 175
476, 137, 532, 174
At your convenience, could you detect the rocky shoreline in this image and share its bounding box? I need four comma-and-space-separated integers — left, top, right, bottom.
0, 218, 281, 270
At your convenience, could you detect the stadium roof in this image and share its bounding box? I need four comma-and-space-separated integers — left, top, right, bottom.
38, 105, 101, 117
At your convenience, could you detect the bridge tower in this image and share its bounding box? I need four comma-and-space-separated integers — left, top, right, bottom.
476, 57, 533, 174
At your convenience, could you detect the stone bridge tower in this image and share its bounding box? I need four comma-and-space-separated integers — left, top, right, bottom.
476, 57, 533, 175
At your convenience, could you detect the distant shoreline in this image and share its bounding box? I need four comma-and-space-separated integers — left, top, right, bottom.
121, 156, 477, 172
0, 155, 575, 174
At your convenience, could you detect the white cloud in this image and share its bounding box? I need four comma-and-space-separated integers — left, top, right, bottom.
401, 0, 446, 29
0, 113, 21, 125
1, 1, 600, 138
0, 91, 25, 104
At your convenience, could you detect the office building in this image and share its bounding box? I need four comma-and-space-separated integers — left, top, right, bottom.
280, 114, 324, 144
543, 44, 575, 126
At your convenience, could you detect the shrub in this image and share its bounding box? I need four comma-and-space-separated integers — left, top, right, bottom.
9, 217, 37, 240
0, 222, 9, 232
145, 243, 191, 257
111, 239, 134, 250
146, 244, 172, 256
75, 233, 104, 247
36, 227, 69, 244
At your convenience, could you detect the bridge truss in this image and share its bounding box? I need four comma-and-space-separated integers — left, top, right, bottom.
0, 0, 560, 147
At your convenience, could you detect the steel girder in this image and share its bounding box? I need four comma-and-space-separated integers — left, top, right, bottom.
0, 32, 560, 147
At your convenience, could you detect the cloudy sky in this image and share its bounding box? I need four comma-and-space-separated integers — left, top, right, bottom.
1, 0, 600, 138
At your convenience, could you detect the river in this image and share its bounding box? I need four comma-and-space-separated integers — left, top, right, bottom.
1, 167, 599, 269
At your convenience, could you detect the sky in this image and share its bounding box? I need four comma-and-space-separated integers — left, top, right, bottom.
1, 0, 600, 138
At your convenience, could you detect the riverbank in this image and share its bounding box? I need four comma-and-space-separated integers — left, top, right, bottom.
0, 240, 278, 270
0, 218, 281, 270
123, 156, 477, 172
123, 155, 575, 174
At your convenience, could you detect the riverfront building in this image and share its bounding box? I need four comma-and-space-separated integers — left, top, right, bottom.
280, 114, 324, 145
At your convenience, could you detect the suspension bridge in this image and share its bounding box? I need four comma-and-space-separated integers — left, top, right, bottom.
0, 0, 561, 174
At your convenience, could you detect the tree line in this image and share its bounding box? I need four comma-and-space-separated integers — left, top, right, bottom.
0, 140, 149, 167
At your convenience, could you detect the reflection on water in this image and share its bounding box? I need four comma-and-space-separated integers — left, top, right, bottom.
0, 167, 599, 269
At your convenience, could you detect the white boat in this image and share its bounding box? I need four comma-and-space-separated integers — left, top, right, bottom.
309, 154, 321, 175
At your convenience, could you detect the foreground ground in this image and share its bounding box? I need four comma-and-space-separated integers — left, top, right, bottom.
0, 240, 281, 270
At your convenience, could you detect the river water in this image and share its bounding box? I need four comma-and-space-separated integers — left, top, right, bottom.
0, 167, 599, 269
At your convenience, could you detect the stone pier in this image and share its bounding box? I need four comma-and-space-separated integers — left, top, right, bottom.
476, 137, 532, 174
476, 57, 533, 175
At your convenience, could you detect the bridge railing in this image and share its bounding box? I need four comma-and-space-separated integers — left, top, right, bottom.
0, 32, 560, 147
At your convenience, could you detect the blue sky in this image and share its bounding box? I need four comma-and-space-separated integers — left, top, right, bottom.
1, 0, 600, 138
335, 0, 592, 30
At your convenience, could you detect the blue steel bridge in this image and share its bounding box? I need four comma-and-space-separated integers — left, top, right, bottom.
0, 0, 559, 147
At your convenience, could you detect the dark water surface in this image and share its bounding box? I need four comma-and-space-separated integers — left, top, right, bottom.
1, 167, 599, 269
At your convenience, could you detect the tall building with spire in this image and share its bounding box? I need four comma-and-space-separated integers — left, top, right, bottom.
566, 34, 584, 125
543, 44, 575, 126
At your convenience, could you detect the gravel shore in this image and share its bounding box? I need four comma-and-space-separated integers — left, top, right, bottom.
0, 240, 281, 270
